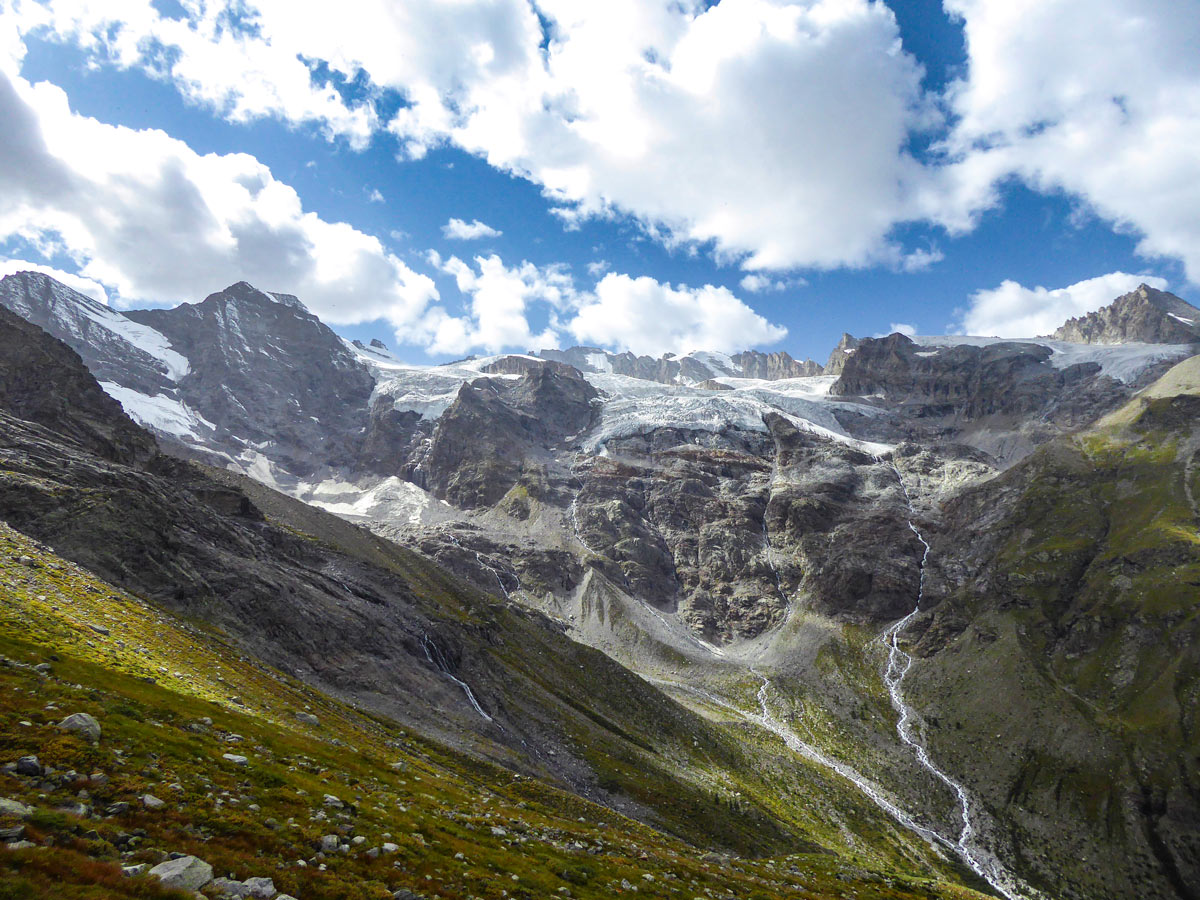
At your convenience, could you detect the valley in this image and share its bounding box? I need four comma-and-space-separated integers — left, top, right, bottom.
1, 272, 1197, 900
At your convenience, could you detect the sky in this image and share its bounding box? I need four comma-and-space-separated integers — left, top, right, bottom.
0, 0, 1197, 365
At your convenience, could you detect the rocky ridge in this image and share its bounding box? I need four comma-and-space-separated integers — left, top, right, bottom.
1051, 283, 1200, 344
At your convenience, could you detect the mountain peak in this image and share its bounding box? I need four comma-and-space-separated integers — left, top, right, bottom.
1050, 284, 1200, 344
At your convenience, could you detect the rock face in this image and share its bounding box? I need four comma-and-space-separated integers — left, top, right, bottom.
0, 304, 157, 465
423, 362, 598, 508
126, 282, 374, 474
730, 350, 823, 378
1051, 283, 1200, 344
0, 271, 184, 396
829, 333, 1120, 420
823, 333, 860, 375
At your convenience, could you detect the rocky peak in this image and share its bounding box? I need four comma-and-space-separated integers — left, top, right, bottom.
823, 333, 861, 376
1050, 284, 1200, 344
124, 282, 375, 472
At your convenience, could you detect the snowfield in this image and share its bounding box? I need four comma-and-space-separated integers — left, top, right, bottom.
100, 382, 213, 440
910, 335, 1193, 383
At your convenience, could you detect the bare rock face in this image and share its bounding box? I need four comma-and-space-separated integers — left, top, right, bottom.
730, 350, 823, 378
1050, 283, 1200, 344
126, 282, 375, 474
823, 333, 860, 375
829, 332, 1128, 423
0, 271, 182, 396
0, 304, 157, 465
424, 362, 598, 508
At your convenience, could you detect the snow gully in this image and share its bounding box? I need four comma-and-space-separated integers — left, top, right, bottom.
884, 464, 1034, 900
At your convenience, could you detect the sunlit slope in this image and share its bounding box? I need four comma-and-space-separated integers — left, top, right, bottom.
0, 523, 995, 900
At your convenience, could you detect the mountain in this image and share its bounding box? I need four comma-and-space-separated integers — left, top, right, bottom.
1051, 283, 1200, 344
124, 281, 375, 475
0, 270, 186, 396
3, 271, 1199, 900
0, 281, 1004, 900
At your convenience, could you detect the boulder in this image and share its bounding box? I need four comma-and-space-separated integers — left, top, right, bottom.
14, 756, 41, 777
244, 876, 277, 898
141, 794, 165, 810
0, 798, 33, 819
58, 712, 101, 742
149, 855, 213, 891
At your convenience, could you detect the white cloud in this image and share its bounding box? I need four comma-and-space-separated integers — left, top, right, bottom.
442, 218, 502, 241
422, 253, 565, 354
957, 272, 1169, 338
368, 188, 384, 203
936, 0, 1200, 281
568, 274, 786, 356
14, 0, 937, 272
0, 65, 437, 330
585, 259, 609, 278
0, 258, 109, 304
739, 273, 807, 293
873, 322, 915, 338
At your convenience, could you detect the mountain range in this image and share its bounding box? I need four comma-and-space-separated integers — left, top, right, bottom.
1, 269, 1198, 900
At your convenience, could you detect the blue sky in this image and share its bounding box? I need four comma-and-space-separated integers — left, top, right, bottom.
1, 0, 1197, 365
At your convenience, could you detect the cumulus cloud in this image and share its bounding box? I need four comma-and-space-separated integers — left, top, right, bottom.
872, 322, 916, 338
422, 253, 566, 355
419, 251, 789, 357
568, 274, 786, 356
442, 218, 502, 240
13, 0, 938, 272
0, 65, 437, 328
935, 0, 1200, 280
957, 272, 1169, 338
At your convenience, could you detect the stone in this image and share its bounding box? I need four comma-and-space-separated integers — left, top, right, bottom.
320, 834, 340, 853
295, 712, 320, 726
58, 712, 101, 743
14, 756, 41, 777
211, 877, 251, 898
322, 794, 343, 809
0, 825, 24, 842
149, 855, 213, 891
382, 842, 399, 853
244, 876, 277, 898
122, 863, 149, 877
0, 798, 33, 819
222, 753, 248, 766
141, 794, 165, 810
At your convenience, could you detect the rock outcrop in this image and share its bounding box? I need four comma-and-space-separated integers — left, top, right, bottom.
1050, 283, 1200, 344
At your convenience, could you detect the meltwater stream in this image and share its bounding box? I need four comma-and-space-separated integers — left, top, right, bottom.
421, 633, 493, 723
883, 465, 1031, 900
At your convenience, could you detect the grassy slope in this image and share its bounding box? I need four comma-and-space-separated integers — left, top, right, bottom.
0, 522, 993, 900
899, 361, 1200, 900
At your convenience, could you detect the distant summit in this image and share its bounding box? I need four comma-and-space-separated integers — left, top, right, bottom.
1050, 283, 1200, 344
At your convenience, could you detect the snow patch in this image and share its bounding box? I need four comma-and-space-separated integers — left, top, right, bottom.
100, 383, 213, 440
